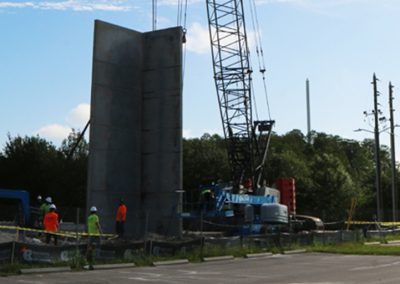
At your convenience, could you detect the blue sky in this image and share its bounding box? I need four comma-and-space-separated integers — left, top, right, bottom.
1, 0, 400, 158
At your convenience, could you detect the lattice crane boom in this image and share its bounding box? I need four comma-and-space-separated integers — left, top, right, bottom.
206, 0, 274, 190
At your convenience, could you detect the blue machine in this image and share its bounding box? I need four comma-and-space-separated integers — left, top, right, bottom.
0, 189, 30, 225
182, 183, 276, 218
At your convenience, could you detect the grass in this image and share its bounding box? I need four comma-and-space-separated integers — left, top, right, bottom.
0, 264, 21, 277
307, 241, 400, 256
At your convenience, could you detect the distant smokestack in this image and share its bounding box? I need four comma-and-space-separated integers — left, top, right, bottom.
306, 78, 311, 143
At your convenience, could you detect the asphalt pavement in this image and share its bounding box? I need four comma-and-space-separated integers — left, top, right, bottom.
3, 252, 400, 283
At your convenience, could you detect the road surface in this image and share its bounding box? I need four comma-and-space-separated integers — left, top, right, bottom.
3, 252, 400, 283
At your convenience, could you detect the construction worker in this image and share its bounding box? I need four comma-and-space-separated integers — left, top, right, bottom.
244, 178, 254, 194
40, 197, 52, 220
43, 204, 59, 245
35, 195, 43, 207
85, 206, 102, 270
200, 187, 214, 212
115, 199, 127, 238
32, 195, 43, 229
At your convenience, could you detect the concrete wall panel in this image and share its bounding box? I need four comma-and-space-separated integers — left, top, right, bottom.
142, 67, 182, 94
93, 61, 142, 90
93, 21, 143, 66
88, 20, 144, 236
143, 29, 182, 69
141, 129, 181, 154
141, 153, 181, 191
142, 93, 181, 130
88, 20, 182, 238
140, 27, 182, 237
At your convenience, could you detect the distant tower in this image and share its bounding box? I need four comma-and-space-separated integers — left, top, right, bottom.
306, 78, 311, 143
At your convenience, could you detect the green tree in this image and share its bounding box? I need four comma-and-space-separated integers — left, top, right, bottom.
0, 134, 61, 200
57, 130, 89, 208
183, 133, 230, 203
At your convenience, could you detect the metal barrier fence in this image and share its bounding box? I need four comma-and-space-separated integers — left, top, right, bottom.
0, 225, 363, 266
2, 223, 400, 266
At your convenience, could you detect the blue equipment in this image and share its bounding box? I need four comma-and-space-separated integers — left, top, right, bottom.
0, 189, 30, 225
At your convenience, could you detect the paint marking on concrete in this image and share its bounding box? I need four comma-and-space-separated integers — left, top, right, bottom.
350, 261, 400, 271
127, 277, 155, 282
15, 280, 46, 284
287, 282, 346, 284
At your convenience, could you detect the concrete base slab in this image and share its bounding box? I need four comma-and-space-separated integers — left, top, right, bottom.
153, 259, 189, 266
20, 267, 71, 274
202, 255, 235, 262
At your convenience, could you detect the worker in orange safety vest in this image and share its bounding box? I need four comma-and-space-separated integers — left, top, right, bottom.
43, 204, 59, 245
115, 199, 127, 238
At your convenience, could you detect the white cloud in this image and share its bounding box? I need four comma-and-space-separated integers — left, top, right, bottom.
66, 103, 90, 128
34, 103, 90, 143
182, 128, 193, 138
158, 0, 201, 6
186, 22, 210, 54
0, 1, 132, 12
35, 124, 72, 140
0, 2, 35, 8
185, 22, 258, 56
255, 0, 400, 10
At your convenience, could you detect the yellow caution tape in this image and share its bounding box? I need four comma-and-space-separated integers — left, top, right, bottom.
0, 225, 116, 239
345, 221, 400, 226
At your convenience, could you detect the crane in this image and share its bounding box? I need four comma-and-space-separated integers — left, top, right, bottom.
180, 1, 289, 229
206, 0, 274, 191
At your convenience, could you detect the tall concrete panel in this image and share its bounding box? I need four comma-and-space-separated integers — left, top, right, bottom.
87, 20, 182, 238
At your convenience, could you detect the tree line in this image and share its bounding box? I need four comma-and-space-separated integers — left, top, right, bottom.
0, 129, 397, 222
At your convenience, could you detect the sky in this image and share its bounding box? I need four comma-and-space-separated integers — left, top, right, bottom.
1, 0, 400, 158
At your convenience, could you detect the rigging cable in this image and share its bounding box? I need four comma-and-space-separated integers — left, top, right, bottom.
177, 0, 182, 26
180, 0, 189, 83
247, 0, 260, 122
249, 0, 272, 121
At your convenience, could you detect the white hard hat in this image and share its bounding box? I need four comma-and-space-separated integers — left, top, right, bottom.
90, 206, 97, 212
50, 204, 56, 209
45, 197, 52, 203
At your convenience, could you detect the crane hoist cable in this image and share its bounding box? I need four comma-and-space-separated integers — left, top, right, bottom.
177, 0, 189, 84
249, 0, 272, 121
177, 0, 189, 28
177, 0, 182, 26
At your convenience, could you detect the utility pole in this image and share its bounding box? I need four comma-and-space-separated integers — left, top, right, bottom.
152, 0, 157, 31
306, 78, 311, 143
389, 82, 398, 221
373, 73, 383, 221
